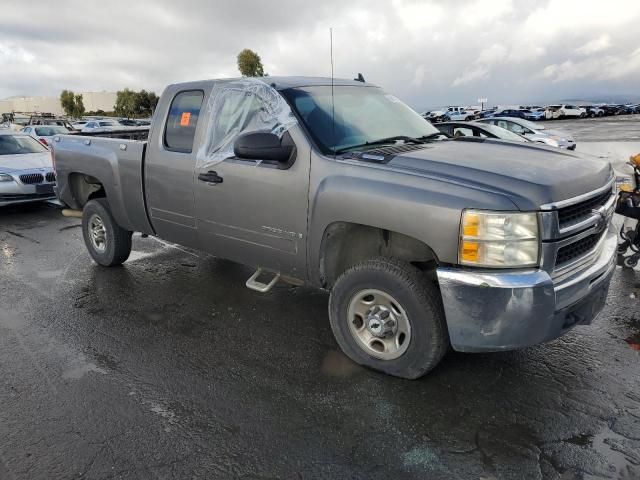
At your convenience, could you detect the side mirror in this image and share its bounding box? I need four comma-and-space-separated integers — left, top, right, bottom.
233, 131, 293, 162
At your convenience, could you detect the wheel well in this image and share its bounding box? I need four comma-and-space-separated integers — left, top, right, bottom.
319, 222, 438, 288
69, 173, 105, 208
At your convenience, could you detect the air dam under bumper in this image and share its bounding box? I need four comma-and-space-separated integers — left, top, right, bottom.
436, 228, 617, 352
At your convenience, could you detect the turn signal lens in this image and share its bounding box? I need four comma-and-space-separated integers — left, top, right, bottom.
459, 210, 539, 267
461, 241, 479, 262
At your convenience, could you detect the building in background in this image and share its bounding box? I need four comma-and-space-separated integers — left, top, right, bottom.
0, 91, 117, 115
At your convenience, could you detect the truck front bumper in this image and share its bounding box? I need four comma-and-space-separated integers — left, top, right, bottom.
436, 228, 617, 352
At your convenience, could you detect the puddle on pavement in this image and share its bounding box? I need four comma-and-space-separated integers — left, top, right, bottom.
37, 269, 63, 279
563, 428, 636, 478
62, 362, 108, 379
565, 433, 592, 446
320, 350, 363, 377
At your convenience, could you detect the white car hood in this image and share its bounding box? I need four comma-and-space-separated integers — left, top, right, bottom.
0, 152, 52, 172
543, 129, 573, 140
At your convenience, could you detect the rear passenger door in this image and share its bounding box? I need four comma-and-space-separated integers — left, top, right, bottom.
144, 88, 205, 249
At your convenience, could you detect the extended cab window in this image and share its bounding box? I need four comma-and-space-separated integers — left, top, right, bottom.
164, 90, 204, 153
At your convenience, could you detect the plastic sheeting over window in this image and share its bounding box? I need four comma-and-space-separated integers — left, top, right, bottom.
196, 78, 298, 166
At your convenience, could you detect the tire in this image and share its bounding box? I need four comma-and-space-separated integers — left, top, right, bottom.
82, 198, 132, 266
328, 257, 449, 379
618, 241, 630, 255
623, 256, 638, 268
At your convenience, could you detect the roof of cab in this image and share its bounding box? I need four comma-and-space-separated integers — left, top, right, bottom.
165, 76, 376, 92
258, 76, 376, 90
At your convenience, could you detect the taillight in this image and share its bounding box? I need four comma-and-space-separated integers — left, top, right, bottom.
39, 138, 49, 146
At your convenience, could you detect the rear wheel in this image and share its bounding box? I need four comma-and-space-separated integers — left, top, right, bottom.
328, 258, 449, 379
82, 198, 132, 266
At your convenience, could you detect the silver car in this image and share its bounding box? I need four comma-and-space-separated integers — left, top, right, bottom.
478, 117, 576, 149
21, 125, 70, 148
0, 132, 57, 206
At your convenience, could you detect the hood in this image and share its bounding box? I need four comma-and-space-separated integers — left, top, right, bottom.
385, 139, 612, 210
0, 152, 52, 173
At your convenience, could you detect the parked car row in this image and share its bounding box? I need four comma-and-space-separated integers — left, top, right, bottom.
434, 117, 576, 150
423, 102, 640, 123
71, 118, 151, 132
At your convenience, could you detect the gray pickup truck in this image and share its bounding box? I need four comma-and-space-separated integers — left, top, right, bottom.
53, 77, 617, 379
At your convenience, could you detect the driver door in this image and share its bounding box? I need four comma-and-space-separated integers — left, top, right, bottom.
194, 85, 310, 278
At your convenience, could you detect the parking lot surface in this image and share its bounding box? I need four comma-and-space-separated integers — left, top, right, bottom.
1, 117, 640, 479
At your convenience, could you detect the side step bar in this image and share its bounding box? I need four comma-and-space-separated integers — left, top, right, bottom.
246, 268, 281, 293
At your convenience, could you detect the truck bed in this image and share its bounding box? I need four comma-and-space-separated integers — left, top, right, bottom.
53, 134, 154, 235
68, 128, 150, 141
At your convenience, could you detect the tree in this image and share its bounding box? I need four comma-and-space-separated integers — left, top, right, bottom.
73, 94, 85, 118
114, 88, 137, 118
135, 90, 159, 116
60, 90, 76, 116
115, 88, 159, 118
237, 49, 266, 77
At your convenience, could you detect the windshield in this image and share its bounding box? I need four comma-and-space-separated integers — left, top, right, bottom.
35, 126, 69, 136
479, 123, 529, 142
281, 86, 439, 154
0, 134, 48, 155
99, 121, 118, 127
514, 118, 545, 131
496, 115, 544, 131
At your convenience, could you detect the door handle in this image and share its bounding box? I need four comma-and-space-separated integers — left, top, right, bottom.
198, 171, 223, 184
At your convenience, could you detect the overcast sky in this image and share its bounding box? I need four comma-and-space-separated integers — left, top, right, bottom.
1, 0, 640, 110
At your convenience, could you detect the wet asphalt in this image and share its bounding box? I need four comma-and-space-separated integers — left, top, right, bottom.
1, 117, 640, 480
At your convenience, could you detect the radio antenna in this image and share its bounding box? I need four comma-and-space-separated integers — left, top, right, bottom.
330, 27, 336, 157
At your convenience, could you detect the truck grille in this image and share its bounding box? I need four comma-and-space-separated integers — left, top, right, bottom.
555, 230, 606, 267
45, 172, 56, 182
557, 188, 612, 229
19, 173, 44, 185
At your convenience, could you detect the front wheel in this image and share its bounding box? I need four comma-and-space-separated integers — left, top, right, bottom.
82, 198, 132, 266
328, 258, 449, 379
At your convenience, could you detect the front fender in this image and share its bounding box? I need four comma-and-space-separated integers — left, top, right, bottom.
307, 172, 517, 286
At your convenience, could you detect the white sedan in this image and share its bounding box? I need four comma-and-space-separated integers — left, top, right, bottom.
0, 132, 57, 206
545, 104, 583, 119
21, 125, 70, 147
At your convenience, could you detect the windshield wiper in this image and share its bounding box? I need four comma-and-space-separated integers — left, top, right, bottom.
418, 132, 449, 140
335, 135, 427, 154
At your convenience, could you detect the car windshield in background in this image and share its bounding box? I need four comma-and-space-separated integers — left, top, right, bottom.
0, 134, 48, 155
499, 117, 544, 131
282, 86, 440, 154
35, 126, 69, 136
99, 121, 118, 127
480, 123, 529, 142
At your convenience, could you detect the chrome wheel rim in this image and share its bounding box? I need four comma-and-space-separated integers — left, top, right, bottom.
347, 289, 411, 360
88, 214, 107, 253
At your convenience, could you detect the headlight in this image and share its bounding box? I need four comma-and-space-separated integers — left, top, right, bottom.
459, 210, 539, 267
0, 174, 14, 182
616, 176, 633, 193
544, 138, 560, 148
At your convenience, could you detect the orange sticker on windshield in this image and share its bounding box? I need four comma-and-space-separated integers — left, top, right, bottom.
180, 112, 191, 126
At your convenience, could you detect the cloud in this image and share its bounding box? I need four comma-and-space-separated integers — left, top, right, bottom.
575, 34, 612, 55
452, 66, 490, 86
0, 0, 640, 110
